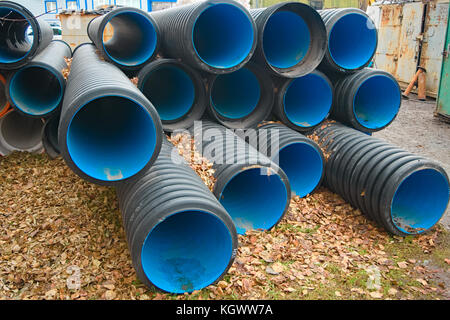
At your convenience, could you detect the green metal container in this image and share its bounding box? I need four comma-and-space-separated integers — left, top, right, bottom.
436, 6, 450, 121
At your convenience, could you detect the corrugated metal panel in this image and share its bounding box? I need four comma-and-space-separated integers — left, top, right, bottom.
370, 2, 449, 97
436, 5, 450, 119
372, 2, 423, 86
420, 2, 449, 97
396, 2, 424, 86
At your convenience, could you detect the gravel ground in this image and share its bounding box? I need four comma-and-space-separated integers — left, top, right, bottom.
374, 94, 450, 230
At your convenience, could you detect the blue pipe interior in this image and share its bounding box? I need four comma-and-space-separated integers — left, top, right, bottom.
219, 167, 288, 234
353, 75, 401, 129
283, 73, 332, 127
391, 169, 449, 234
141, 210, 233, 293
67, 96, 156, 182
10, 66, 62, 116
211, 67, 260, 119
328, 13, 377, 69
263, 10, 311, 69
277, 142, 323, 198
192, 3, 254, 69
0, 8, 33, 64
103, 11, 157, 66
141, 65, 195, 121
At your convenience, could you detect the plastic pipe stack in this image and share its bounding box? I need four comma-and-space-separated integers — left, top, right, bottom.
0, 1, 449, 295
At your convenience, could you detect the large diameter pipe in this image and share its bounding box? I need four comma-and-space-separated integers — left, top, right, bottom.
7, 40, 71, 118
192, 121, 291, 235
313, 122, 450, 236
88, 7, 160, 71
332, 68, 401, 133
250, 2, 327, 78
253, 122, 324, 198
206, 62, 273, 129
150, 0, 257, 74
0, 1, 53, 70
137, 59, 206, 132
0, 110, 43, 156
319, 8, 377, 74
273, 70, 333, 132
58, 43, 163, 186
116, 139, 237, 293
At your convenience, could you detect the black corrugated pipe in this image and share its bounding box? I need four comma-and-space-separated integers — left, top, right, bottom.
0, 1, 53, 70
251, 122, 324, 198
191, 120, 291, 234
206, 62, 273, 129
116, 138, 237, 293
319, 8, 377, 74
0, 72, 10, 116
332, 68, 401, 133
312, 122, 450, 236
150, 0, 257, 74
273, 70, 333, 132
6, 40, 71, 118
58, 43, 163, 186
137, 59, 206, 132
250, 2, 327, 78
42, 112, 60, 159
0, 110, 43, 156
87, 7, 160, 72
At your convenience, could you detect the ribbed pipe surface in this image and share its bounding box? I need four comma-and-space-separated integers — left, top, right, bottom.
88, 7, 160, 71
7, 40, 71, 117
0, 110, 43, 156
150, 0, 257, 74
250, 2, 327, 78
313, 122, 450, 236
0, 73, 10, 116
319, 8, 377, 74
332, 68, 401, 132
58, 43, 163, 186
273, 70, 333, 132
0, 1, 53, 70
137, 59, 206, 132
206, 62, 273, 129
191, 120, 291, 234
253, 122, 324, 197
42, 112, 60, 159
116, 138, 237, 293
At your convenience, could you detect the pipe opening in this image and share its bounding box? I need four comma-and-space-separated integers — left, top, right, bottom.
219, 167, 288, 234
0, 111, 42, 150
328, 13, 376, 69
211, 67, 260, 119
141, 65, 195, 121
277, 142, 323, 197
353, 75, 400, 129
141, 210, 232, 293
67, 96, 156, 182
193, 3, 254, 69
0, 8, 33, 64
10, 66, 62, 116
283, 73, 332, 127
263, 10, 310, 69
391, 169, 449, 234
103, 11, 157, 66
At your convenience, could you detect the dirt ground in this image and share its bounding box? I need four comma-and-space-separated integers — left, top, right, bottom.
373, 94, 450, 230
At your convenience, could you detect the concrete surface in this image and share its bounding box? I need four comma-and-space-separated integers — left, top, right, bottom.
374, 94, 450, 230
